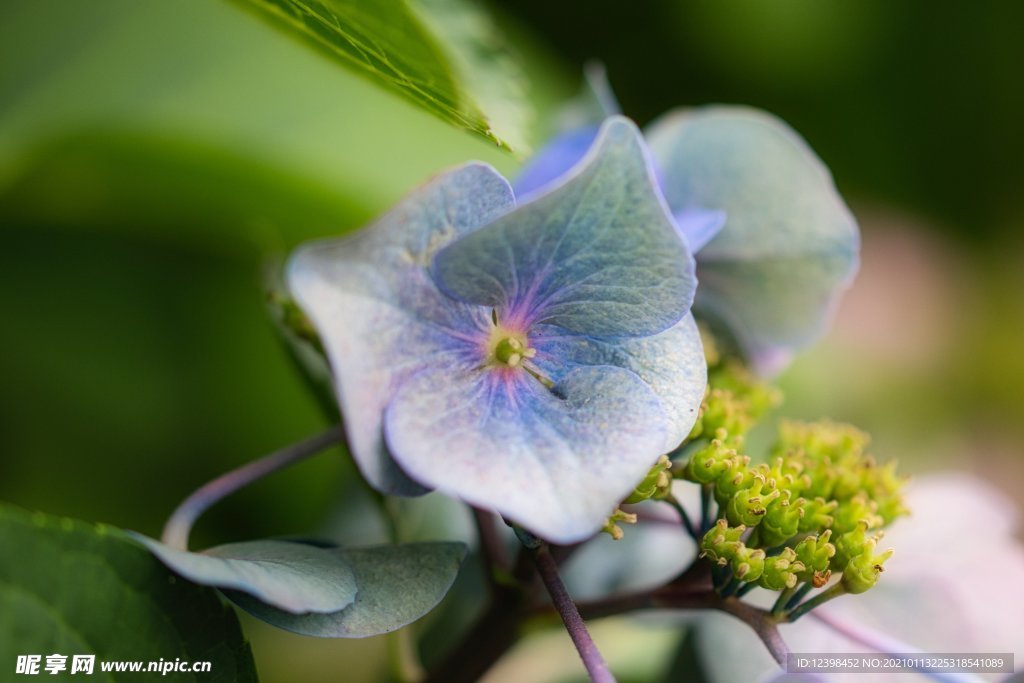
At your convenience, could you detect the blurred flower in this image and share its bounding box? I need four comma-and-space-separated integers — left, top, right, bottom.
287, 118, 706, 543
517, 73, 859, 375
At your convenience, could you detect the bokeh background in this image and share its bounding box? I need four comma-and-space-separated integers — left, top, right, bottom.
2, 1, 1022, 681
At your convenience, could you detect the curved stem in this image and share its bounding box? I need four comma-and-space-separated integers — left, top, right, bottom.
530, 543, 616, 683
161, 425, 345, 550
665, 495, 699, 541
570, 563, 789, 668
784, 582, 846, 622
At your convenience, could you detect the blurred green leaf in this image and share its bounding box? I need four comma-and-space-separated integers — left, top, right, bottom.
233, 0, 531, 152
0, 0, 518, 253
227, 543, 466, 637
0, 505, 258, 682
131, 535, 358, 614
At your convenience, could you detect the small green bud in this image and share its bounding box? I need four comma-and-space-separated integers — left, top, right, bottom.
841, 539, 894, 594
682, 439, 735, 484
625, 455, 673, 503
701, 519, 745, 565
731, 546, 766, 582
758, 547, 806, 590
760, 457, 808, 495
725, 474, 781, 528
714, 455, 754, 508
793, 530, 837, 586
832, 492, 883, 535
798, 497, 838, 533
758, 490, 805, 547
700, 387, 752, 444
833, 520, 884, 570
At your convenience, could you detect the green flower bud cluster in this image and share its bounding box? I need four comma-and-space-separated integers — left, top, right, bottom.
684, 416, 905, 605
773, 420, 908, 527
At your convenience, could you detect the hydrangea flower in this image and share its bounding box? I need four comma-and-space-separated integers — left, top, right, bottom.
287, 118, 707, 544
517, 74, 859, 375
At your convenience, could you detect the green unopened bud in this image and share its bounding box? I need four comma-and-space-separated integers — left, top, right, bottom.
601, 508, 638, 541
701, 519, 745, 565
714, 455, 754, 508
798, 496, 838, 533
760, 457, 809, 495
700, 388, 752, 444
793, 530, 837, 586
758, 547, 806, 590
725, 474, 781, 527
841, 539, 894, 594
683, 439, 736, 484
832, 493, 883, 535
758, 490, 805, 547
625, 455, 673, 503
732, 546, 766, 582
833, 520, 884, 570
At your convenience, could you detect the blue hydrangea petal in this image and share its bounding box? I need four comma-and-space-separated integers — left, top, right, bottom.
512, 125, 598, 200
433, 117, 696, 338
530, 313, 706, 452
286, 164, 516, 494
675, 208, 727, 253
383, 364, 670, 544
646, 107, 859, 374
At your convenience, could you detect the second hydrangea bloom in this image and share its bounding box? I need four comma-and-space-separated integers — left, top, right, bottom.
289, 118, 707, 543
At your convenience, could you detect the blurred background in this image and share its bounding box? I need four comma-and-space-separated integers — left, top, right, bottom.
2, 1, 1022, 681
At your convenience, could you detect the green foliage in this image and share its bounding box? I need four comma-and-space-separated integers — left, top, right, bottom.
0, 505, 258, 682
226, 543, 466, 637
234, 0, 531, 151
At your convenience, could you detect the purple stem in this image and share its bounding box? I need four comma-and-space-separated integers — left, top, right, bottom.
161, 425, 345, 550
529, 543, 617, 683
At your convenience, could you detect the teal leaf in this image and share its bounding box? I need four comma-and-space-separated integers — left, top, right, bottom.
233, 0, 531, 151
226, 543, 466, 637
130, 535, 358, 615
0, 505, 257, 682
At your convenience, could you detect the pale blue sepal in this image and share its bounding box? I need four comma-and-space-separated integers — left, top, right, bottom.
433, 117, 696, 338
384, 364, 670, 544
530, 313, 707, 453
646, 106, 859, 375
286, 164, 516, 494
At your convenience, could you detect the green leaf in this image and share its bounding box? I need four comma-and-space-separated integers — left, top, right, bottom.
232, 0, 531, 152
227, 542, 466, 637
0, 505, 258, 682
0, 0, 517, 253
130, 535, 358, 615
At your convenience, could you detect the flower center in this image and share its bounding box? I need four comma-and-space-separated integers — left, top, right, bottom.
489, 331, 536, 368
